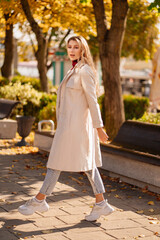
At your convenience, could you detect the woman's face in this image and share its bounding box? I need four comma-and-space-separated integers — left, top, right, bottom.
67, 40, 81, 61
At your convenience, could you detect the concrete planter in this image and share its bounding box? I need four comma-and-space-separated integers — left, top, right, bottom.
16, 115, 35, 146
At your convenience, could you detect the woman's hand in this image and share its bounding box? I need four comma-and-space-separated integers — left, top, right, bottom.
97, 127, 109, 143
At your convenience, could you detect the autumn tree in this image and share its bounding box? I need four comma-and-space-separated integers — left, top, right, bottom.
20, 0, 95, 92
91, 0, 128, 139
0, 1, 25, 78
148, 0, 160, 13
122, 0, 159, 60
91, 0, 159, 139
1, 13, 14, 78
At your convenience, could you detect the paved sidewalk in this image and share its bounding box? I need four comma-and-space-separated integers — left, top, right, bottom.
0, 137, 160, 240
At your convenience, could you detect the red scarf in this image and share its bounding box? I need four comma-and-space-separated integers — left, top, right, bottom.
71, 59, 78, 69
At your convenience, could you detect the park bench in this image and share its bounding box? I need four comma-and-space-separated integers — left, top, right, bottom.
0, 99, 20, 138
100, 120, 160, 194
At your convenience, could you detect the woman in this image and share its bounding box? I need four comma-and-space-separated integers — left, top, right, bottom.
18, 35, 114, 221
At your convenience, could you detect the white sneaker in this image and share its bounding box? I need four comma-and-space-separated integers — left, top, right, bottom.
18, 197, 49, 215
85, 200, 114, 221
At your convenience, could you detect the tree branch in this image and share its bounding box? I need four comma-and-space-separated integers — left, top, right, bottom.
28, 31, 36, 56
91, 0, 107, 41
59, 29, 71, 48
20, 0, 44, 45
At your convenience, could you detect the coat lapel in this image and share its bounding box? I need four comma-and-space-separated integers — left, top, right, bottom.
56, 60, 85, 120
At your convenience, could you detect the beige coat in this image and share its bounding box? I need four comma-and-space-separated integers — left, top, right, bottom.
47, 61, 104, 172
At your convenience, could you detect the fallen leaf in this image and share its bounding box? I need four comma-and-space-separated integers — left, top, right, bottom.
149, 221, 158, 224
41, 230, 53, 234
148, 201, 154, 205
148, 208, 154, 213
42, 173, 46, 176
154, 232, 159, 236
78, 177, 83, 180
11, 192, 18, 195
148, 217, 157, 220
82, 189, 87, 193
114, 194, 121, 199
111, 189, 117, 192
18, 176, 27, 179
138, 234, 145, 238
136, 210, 144, 214
6, 226, 12, 229
0, 198, 5, 202
138, 196, 142, 199
69, 176, 84, 186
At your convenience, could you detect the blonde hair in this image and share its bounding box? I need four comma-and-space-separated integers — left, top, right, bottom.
66, 35, 99, 95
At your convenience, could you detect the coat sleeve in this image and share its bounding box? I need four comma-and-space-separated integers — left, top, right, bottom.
80, 65, 104, 128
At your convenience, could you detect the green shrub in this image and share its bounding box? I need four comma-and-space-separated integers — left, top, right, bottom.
39, 93, 57, 109
0, 75, 41, 90
0, 81, 57, 127
11, 76, 41, 91
0, 76, 10, 86
0, 82, 42, 119
39, 102, 57, 128
98, 94, 149, 123
137, 112, 160, 124
123, 95, 149, 120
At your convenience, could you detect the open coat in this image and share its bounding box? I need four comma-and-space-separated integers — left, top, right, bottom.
47, 60, 104, 172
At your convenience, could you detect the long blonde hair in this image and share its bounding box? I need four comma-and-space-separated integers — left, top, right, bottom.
66, 35, 99, 95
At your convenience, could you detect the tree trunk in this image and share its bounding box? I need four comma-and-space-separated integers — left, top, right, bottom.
36, 40, 48, 92
1, 14, 14, 79
20, 0, 48, 92
92, 0, 128, 139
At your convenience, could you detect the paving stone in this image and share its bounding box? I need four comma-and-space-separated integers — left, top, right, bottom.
0, 230, 18, 240
12, 222, 40, 232
1, 209, 29, 220
1, 138, 160, 240
132, 217, 160, 227
119, 236, 160, 240
63, 198, 89, 207
30, 216, 65, 228
56, 222, 103, 233
65, 230, 115, 240
56, 214, 86, 224
38, 207, 70, 217
144, 224, 160, 234
61, 205, 92, 215
40, 232, 69, 240
102, 210, 144, 221
47, 198, 72, 208
106, 227, 154, 239
9, 223, 42, 239
94, 218, 140, 230
136, 236, 160, 240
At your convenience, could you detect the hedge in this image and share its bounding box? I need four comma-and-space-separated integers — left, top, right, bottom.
98, 94, 149, 125
0, 81, 57, 125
